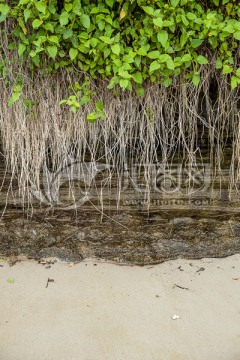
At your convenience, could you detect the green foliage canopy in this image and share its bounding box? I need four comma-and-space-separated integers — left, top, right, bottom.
0, 0, 239, 118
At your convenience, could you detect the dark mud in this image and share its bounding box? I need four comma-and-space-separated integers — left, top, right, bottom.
1, 209, 240, 265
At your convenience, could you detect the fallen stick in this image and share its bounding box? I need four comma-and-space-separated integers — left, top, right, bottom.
174, 284, 190, 291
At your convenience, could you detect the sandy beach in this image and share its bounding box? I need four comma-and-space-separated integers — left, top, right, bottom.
0, 255, 240, 360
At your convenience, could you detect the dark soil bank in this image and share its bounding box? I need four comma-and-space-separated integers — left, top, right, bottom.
1, 209, 240, 265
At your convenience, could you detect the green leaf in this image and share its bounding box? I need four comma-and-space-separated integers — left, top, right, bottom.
73, 102, 80, 108
32, 54, 40, 66
222, 65, 233, 74
95, 101, 104, 111
186, 12, 197, 20
99, 112, 106, 120
137, 47, 149, 56
23, 99, 35, 110
149, 60, 160, 73
106, 0, 114, 7
153, 17, 163, 27
215, 59, 222, 69
191, 39, 204, 48
81, 14, 90, 29
231, 76, 239, 89
163, 77, 173, 87
157, 30, 168, 48
70, 106, 77, 113
118, 68, 131, 79
18, 43, 26, 56
113, 59, 122, 67
65, 3, 73, 12
91, 7, 100, 14
32, 19, 43, 29
79, 32, 89, 40
107, 76, 119, 89
8, 42, 16, 50
120, 9, 127, 20
0, 11, 7, 21
209, 37, 218, 49
59, 11, 69, 26
159, 54, 170, 63
13, 84, 23, 92
87, 112, 98, 122
48, 35, 59, 44
89, 38, 97, 48
103, 48, 111, 58
132, 71, 143, 84
98, 20, 105, 31
196, 55, 208, 65
162, 20, 174, 27
181, 54, 192, 62
122, 63, 131, 71
47, 45, 58, 59
0, 4, 10, 15
48, 3, 56, 13
148, 51, 160, 59
192, 73, 200, 87
24, 8, 32, 22
223, 24, 234, 34
136, 86, 144, 97
142, 6, 154, 16
111, 44, 120, 55
8, 92, 21, 107
119, 79, 129, 89
123, 54, 135, 63
181, 15, 189, 26
69, 48, 78, 60
166, 57, 174, 70
7, 277, 15, 284
63, 29, 73, 39
234, 31, 240, 41
180, 32, 188, 48
44, 23, 54, 32
170, 0, 180, 7
19, 0, 30, 4
99, 36, 112, 44
35, 2, 47, 14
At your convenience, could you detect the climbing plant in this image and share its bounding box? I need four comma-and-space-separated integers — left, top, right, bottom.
0, 0, 239, 120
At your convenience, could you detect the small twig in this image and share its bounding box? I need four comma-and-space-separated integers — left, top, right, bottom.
174, 284, 190, 291
46, 278, 55, 288
178, 266, 184, 271
196, 267, 205, 273
228, 220, 235, 237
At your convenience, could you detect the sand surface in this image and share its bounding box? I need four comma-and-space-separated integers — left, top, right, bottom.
0, 255, 240, 360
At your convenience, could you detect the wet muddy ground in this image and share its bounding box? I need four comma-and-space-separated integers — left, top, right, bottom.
1, 208, 240, 265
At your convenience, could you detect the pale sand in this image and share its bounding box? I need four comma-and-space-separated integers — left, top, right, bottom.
0, 255, 240, 360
